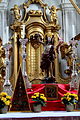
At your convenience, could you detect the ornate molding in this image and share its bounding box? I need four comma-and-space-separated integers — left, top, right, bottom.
24, 0, 47, 8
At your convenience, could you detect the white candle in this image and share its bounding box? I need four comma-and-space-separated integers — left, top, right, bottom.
6, 26, 9, 43
3, 33, 6, 45
72, 25, 76, 37
21, 24, 25, 39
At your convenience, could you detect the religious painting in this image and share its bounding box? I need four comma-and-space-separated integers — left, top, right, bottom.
45, 84, 58, 101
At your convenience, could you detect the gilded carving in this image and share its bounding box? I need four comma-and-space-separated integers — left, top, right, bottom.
57, 41, 74, 77
49, 5, 61, 24
24, 0, 47, 8
10, 5, 21, 20
10, 0, 65, 84
0, 38, 5, 80
29, 10, 42, 15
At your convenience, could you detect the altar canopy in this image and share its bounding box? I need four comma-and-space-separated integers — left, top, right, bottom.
27, 84, 77, 111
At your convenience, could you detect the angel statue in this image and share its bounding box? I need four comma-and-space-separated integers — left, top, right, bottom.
10, 5, 21, 20
49, 5, 61, 25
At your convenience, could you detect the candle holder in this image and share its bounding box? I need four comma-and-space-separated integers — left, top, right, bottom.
19, 38, 32, 89
69, 39, 79, 90
3, 42, 13, 96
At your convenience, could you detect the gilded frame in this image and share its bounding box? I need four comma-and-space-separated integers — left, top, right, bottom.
45, 84, 58, 101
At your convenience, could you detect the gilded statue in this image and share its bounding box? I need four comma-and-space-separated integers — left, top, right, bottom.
60, 42, 72, 59
49, 5, 60, 24
57, 41, 73, 75
0, 38, 5, 79
10, 5, 21, 20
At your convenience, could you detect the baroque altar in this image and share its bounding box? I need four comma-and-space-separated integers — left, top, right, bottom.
9, 0, 62, 87
0, 0, 78, 90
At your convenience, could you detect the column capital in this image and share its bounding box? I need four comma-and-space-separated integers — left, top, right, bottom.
61, 0, 76, 4
61, 3, 76, 11
0, 1, 8, 10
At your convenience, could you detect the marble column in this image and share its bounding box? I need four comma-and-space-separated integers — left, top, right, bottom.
60, 0, 77, 78
61, 0, 77, 42
0, 0, 8, 45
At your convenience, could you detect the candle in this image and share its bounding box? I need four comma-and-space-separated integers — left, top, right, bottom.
3, 33, 6, 45
21, 24, 25, 39
6, 26, 9, 43
72, 25, 76, 37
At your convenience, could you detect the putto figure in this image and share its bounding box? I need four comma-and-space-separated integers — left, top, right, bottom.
10, 5, 21, 20
49, 5, 60, 25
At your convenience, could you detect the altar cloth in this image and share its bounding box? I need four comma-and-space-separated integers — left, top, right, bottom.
27, 84, 78, 111
0, 111, 80, 118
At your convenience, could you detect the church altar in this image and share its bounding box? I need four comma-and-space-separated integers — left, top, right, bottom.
27, 84, 77, 111
0, 0, 79, 117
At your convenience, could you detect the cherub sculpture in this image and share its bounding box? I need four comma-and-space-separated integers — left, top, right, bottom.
10, 5, 21, 20
49, 5, 60, 25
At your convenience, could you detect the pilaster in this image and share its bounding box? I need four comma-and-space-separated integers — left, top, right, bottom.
0, 0, 8, 44
61, 0, 77, 42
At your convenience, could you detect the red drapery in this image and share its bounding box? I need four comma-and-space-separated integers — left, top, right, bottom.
27, 84, 78, 111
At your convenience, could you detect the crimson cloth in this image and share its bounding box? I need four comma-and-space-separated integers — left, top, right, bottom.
27, 84, 77, 111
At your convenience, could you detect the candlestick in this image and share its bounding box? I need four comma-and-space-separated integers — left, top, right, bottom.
69, 39, 79, 90
3, 42, 13, 96
19, 38, 32, 89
